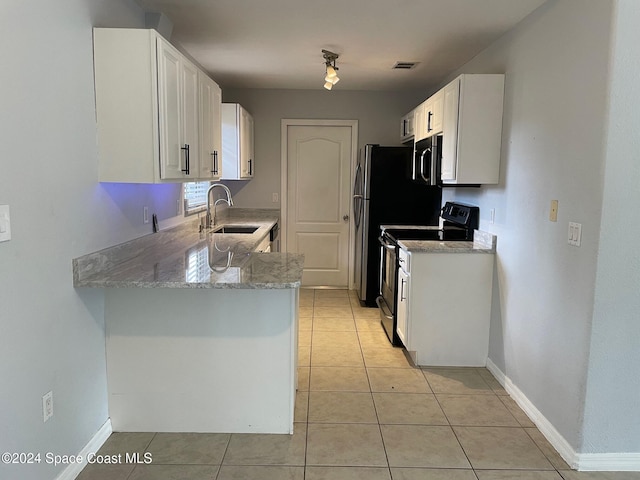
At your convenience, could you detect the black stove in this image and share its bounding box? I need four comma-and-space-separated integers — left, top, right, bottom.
381, 202, 479, 243
382, 226, 471, 242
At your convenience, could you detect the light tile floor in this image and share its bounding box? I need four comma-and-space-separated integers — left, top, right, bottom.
77, 289, 640, 480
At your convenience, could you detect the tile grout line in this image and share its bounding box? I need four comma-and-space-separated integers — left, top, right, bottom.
124, 432, 157, 480
354, 294, 397, 477
302, 293, 315, 479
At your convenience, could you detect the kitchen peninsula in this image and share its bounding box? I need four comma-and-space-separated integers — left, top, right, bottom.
73, 209, 304, 434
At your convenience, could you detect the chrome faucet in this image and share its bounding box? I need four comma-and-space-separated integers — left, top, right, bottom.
206, 183, 234, 229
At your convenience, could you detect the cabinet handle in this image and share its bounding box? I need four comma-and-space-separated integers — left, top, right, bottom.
427, 111, 433, 132
400, 278, 407, 301
181, 144, 190, 175
402, 119, 407, 136
248, 158, 253, 176
211, 151, 218, 175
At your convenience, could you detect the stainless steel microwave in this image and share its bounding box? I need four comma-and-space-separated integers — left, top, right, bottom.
413, 134, 442, 186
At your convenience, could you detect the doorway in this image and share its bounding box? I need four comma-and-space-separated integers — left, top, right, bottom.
281, 120, 358, 287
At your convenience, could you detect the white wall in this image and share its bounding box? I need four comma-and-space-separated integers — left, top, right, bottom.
0, 1, 184, 479
582, 0, 640, 455
220, 88, 424, 207
441, 0, 614, 451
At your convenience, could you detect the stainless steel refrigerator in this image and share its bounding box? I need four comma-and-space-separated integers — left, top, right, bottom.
353, 144, 442, 306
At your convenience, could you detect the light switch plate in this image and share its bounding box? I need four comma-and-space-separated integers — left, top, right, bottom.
568, 222, 582, 247
0, 205, 11, 242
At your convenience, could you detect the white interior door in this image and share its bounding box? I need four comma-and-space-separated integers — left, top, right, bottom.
285, 123, 355, 287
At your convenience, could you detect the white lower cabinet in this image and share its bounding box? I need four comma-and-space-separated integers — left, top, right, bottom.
401, 251, 494, 367
396, 263, 410, 347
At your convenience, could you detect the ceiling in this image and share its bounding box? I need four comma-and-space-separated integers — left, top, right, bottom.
135, 0, 548, 92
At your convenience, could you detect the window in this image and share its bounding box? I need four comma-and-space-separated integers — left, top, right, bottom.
183, 181, 211, 215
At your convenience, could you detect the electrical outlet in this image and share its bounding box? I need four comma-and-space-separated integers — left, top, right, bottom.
490, 208, 495, 224
177, 199, 181, 215
42, 391, 53, 422
550, 200, 559, 222
272, 193, 279, 203
0, 205, 11, 242
143, 206, 149, 224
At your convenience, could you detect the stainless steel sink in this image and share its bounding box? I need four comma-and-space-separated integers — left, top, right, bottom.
212, 225, 259, 234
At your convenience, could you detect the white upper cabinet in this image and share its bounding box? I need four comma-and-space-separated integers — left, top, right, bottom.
441, 74, 505, 185
400, 109, 415, 144
222, 103, 254, 180
414, 101, 427, 142
157, 38, 199, 180
414, 89, 444, 142
180, 58, 200, 179
198, 72, 222, 180
93, 28, 222, 183
426, 89, 444, 136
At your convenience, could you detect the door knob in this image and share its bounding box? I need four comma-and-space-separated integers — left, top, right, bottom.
343, 214, 349, 222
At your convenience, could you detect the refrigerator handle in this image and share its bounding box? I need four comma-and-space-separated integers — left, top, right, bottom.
353, 163, 363, 228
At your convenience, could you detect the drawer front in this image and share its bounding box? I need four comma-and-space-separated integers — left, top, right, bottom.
255, 235, 270, 253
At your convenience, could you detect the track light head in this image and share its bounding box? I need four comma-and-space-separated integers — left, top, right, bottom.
322, 49, 340, 90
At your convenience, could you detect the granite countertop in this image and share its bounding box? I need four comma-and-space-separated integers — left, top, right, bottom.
398, 229, 497, 254
72, 208, 304, 289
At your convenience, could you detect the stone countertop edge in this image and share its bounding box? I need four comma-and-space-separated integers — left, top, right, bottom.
399, 229, 497, 254
72, 208, 304, 289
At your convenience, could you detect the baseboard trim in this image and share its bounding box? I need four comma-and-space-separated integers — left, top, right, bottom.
55, 419, 112, 480
485, 358, 640, 472
577, 453, 640, 472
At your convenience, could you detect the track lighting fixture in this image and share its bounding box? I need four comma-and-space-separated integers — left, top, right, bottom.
322, 49, 340, 90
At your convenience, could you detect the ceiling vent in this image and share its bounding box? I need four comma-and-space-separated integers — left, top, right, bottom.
393, 62, 419, 70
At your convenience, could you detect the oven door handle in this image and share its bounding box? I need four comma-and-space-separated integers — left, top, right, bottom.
375, 296, 393, 320
378, 236, 396, 298
378, 236, 396, 250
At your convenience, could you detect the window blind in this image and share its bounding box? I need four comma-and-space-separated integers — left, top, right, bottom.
183, 181, 211, 212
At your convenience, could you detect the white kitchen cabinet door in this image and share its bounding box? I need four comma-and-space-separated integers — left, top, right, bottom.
440, 74, 505, 185
181, 58, 200, 179
414, 102, 427, 142
414, 89, 444, 142
240, 106, 254, 178
157, 38, 192, 180
400, 109, 415, 143
222, 103, 254, 180
441, 78, 460, 181
396, 266, 409, 348
428, 89, 444, 135
198, 72, 222, 179
157, 42, 199, 180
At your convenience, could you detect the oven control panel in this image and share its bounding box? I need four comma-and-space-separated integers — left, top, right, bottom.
441, 202, 479, 230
